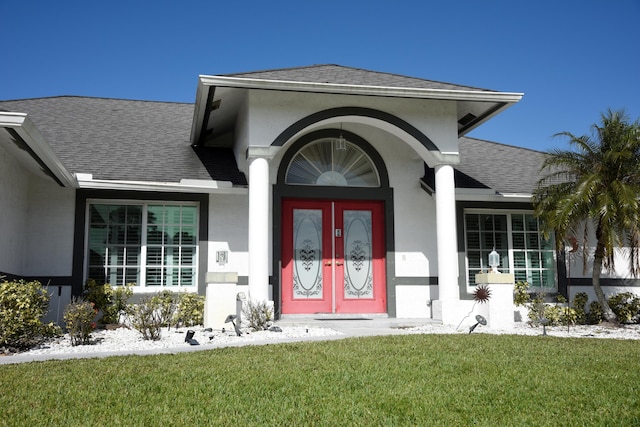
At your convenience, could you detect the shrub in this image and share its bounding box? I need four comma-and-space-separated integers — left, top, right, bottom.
608, 292, 640, 323
242, 300, 274, 331
151, 290, 178, 327
63, 297, 97, 346
107, 284, 134, 323
0, 280, 61, 351
587, 301, 603, 324
572, 292, 589, 324
174, 293, 205, 327
513, 281, 570, 326
129, 295, 163, 341
83, 279, 133, 324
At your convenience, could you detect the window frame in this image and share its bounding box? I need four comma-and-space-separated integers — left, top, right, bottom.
84, 199, 199, 292
463, 209, 557, 290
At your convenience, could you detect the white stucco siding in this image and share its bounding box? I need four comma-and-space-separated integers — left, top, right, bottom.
564, 225, 640, 281
25, 177, 75, 276
245, 90, 460, 159
0, 143, 29, 275
207, 194, 250, 276
358, 125, 438, 278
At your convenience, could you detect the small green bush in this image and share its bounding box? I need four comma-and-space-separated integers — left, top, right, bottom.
572, 292, 589, 324
608, 292, 640, 323
174, 293, 205, 327
242, 300, 274, 331
151, 290, 178, 327
513, 281, 573, 326
129, 295, 163, 341
63, 297, 96, 346
587, 301, 603, 324
0, 280, 61, 351
83, 279, 133, 324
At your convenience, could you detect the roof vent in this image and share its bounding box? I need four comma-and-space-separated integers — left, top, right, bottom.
458, 113, 477, 126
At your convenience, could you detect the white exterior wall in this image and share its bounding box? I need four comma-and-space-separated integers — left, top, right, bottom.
243, 90, 459, 156
207, 194, 249, 276
0, 143, 30, 275
25, 176, 75, 276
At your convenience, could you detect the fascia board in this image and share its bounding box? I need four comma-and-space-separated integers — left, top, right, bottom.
0, 112, 76, 187
76, 176, 248, 195
455, 189, 532, 202
198, 75, 524, 103
190, 80, 210, 145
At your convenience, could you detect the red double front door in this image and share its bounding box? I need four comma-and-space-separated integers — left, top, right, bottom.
281, 199, 386, 314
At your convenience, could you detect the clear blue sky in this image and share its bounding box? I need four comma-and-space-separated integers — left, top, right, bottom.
1, 0, 638, 152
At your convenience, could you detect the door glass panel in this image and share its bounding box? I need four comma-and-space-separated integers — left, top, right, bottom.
293, 209, 323, 298
343, 210, 373, 299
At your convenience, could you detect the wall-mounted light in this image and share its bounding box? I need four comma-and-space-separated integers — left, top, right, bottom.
216, 250, 228, 265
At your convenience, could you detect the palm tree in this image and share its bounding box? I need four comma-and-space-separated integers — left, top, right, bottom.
533, 109, 640, 322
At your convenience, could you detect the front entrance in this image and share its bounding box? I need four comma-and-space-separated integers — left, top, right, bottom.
281, 199, 386, 314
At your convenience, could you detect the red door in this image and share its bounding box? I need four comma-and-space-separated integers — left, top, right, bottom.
281, 199, 386, 314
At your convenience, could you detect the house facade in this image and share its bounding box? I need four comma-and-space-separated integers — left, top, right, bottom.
1, 65, 638, 326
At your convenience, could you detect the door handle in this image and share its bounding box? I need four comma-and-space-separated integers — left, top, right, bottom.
335, 262, 344, 266
324, 262, 332, 266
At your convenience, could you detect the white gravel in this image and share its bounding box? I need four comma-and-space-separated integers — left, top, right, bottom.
3, 322, 639, 364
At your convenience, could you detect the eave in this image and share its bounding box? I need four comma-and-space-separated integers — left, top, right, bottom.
190, 75, 524, 146
0, 112, 76, 187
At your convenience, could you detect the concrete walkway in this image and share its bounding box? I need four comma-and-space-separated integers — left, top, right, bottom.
276, 316, 440, 337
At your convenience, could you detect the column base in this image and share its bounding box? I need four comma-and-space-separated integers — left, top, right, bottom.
432, 299, 479, 327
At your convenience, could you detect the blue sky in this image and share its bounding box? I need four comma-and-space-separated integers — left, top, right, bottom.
1, 0, 638, 152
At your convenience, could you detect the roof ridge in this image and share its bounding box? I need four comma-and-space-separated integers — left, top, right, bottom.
221, 64, 492, 91
0, 95, 193, 105
221, 64, 338, 77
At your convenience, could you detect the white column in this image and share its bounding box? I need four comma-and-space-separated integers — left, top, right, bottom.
435, 163, 459, 301
248, 156, 270, 302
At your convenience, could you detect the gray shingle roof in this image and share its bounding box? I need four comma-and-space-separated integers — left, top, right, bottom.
0, 94, 542, 195
0, 97, 247, 185
225, 64, 492, 92
457, 136, 545, 194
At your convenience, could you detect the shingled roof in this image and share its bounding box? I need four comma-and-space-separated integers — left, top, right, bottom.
224, 64, 491, 92
0, 97, 247, 185
0, 69, 540, 195
457, 137, 545, 194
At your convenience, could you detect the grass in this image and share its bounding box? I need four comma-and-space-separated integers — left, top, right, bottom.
1, 334, 639, 426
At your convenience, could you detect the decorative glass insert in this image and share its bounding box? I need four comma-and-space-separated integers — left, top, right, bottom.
464, 212, 555, 288
285, 138, 380, 187
343, 210, 374, 299
88, 203, 198, 288
293, 209, 323, 298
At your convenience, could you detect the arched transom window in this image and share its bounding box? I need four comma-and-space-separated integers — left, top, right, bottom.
285, 138, 380, 187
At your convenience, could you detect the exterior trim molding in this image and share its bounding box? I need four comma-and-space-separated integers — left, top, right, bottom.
271, 106, 439, 152
198, 75, 524, 103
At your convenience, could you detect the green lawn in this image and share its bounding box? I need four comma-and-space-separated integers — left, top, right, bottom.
1, 334, 639, 426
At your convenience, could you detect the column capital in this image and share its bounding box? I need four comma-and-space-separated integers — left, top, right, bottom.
431, 152, 460, 167
246, 146, 280, 161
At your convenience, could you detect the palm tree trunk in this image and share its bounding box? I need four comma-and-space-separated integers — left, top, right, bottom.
592, 240, 617, 322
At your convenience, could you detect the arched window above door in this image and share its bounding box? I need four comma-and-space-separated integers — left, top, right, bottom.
285, 137, 380, 187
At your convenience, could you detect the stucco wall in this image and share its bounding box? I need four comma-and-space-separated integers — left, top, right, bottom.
0, 143, 29, 275
207, 193, 249, 277
242, 90, 459, 163
25, 176, 75, 276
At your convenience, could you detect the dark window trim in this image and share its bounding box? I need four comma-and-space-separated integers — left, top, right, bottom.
72, 190, 208, 296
